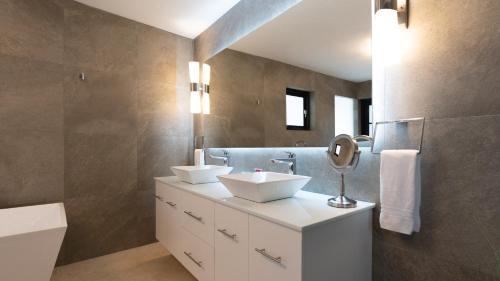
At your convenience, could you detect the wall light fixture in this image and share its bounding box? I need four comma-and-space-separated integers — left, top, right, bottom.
188, 61, 211, 114
189, 61, 201, 114
374, 0, 409, 66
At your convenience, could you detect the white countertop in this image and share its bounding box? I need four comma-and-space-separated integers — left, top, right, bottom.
155, 176, 375, 232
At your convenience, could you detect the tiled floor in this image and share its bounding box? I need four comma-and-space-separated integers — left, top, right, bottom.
51, 243, 196, 281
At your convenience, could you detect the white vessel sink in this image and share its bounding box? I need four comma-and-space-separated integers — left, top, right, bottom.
217, 172, 311, 202
171, 165, 233, 184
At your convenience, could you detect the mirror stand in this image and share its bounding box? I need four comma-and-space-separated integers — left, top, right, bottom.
327, 173, 357, 208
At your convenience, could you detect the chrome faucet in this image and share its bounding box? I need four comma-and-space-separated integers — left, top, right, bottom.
270, 152, 296, 175
209, 150, 230, 167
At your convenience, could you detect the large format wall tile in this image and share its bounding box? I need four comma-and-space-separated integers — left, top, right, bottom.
63, 2, 138, 73
62, 191, 139, 264
138, 135, 190, 191
384, 0, 500, 121
0, 131, 63, 207
64, 66, 138, 136
0, 54, 63, 132
64, 133, 137, 199
0, 0, 63, 64
137, 25, 193, 88
137, 82, 191, 138
382, 245, 496, 281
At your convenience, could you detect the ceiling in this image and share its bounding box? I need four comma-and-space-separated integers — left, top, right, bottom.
74, 0, 241, 39
229, 0, 372, 82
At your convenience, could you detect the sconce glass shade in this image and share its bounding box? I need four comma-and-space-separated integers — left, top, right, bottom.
374, 8, 401, 66
202, 64, 211, 86
189, 61, 200, 83
202, 92, 210, 115
190, 91, 201, 114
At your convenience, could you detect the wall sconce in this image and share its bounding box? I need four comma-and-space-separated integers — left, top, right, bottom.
374, 0, 409, 66
202, 63, 211, 115
189, 61, 201, 114
188, 61, 211, 114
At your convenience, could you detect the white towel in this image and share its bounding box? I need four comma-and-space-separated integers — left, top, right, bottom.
380, 150, 421, 235
194, 149, 205, 166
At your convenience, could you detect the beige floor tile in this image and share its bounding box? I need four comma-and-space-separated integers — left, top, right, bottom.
51, 243, 196, 281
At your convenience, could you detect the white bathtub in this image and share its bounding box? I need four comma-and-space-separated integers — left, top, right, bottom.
0, 203, 67, 281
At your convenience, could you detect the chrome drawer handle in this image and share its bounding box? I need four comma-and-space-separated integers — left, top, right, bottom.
217, 228, 237, 240
184, 251, 203, 268
184, 211, 203, 222
255, 248, 282, 264
154, 195, 163, 202
165, 201, 176, 207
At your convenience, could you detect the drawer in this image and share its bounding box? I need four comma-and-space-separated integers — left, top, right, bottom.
155, 182, 182, 212
249, 216, 302, 281
180, 191, 215, 246
179, 228, 214, 281
215, 204, 249, 281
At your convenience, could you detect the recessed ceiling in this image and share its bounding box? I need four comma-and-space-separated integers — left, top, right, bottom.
74, 0, 241, 39
229, 0, 372, 82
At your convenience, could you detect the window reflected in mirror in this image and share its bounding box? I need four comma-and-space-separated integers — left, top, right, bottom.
335, 96, 373, 137
286, 88, 310, 130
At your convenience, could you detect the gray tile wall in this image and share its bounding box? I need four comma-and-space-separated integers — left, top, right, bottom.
373, 0, 500, 280
0, 0, 193, 265
204, 49, 365, 147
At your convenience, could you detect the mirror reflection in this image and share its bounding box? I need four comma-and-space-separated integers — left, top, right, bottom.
202, 0, 372, 147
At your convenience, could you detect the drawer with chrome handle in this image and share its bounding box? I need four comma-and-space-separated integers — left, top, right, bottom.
184, 210, 203, 222
165, 201, 177, 207
217, 228, 237, 241
255, 248, 282, 264
184, 251, 203, 268
155, 195, 177, 208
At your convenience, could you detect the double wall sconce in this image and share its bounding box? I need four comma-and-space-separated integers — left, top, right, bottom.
189, 61, 211, 114
374, 0, 409, 65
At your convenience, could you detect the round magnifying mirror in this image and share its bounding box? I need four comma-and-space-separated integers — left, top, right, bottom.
327, 134, 359, 172
326, 134, 371, 208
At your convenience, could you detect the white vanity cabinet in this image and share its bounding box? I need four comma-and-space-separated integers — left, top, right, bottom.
155, 177, 375, 281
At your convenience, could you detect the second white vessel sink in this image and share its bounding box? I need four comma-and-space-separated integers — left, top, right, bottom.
217, 172, 311, 202
171, 165, 233, 184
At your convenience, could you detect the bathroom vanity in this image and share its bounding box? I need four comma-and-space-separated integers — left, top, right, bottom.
155, 177, 375, 281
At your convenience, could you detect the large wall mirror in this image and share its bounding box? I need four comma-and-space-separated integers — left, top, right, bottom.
202, 0, 372, 147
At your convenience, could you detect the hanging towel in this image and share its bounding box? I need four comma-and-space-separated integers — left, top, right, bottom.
380, 150, 421, 235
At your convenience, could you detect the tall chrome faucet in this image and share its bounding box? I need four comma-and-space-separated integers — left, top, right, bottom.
270, 151, 296, 175
209, 150, 230, 167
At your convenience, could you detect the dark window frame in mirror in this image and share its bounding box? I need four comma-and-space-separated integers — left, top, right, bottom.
286, 88, 311, 130
359, 98, 372, 136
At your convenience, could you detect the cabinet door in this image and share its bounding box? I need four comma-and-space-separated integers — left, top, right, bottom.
179, 228, 214, 281
215, 204, 249, 281
156, 183, 182, 256
155, 196, 168, 245
249, 216, 302, 281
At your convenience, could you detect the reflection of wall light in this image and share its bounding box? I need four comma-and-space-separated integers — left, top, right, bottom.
202, 64, 211, 115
